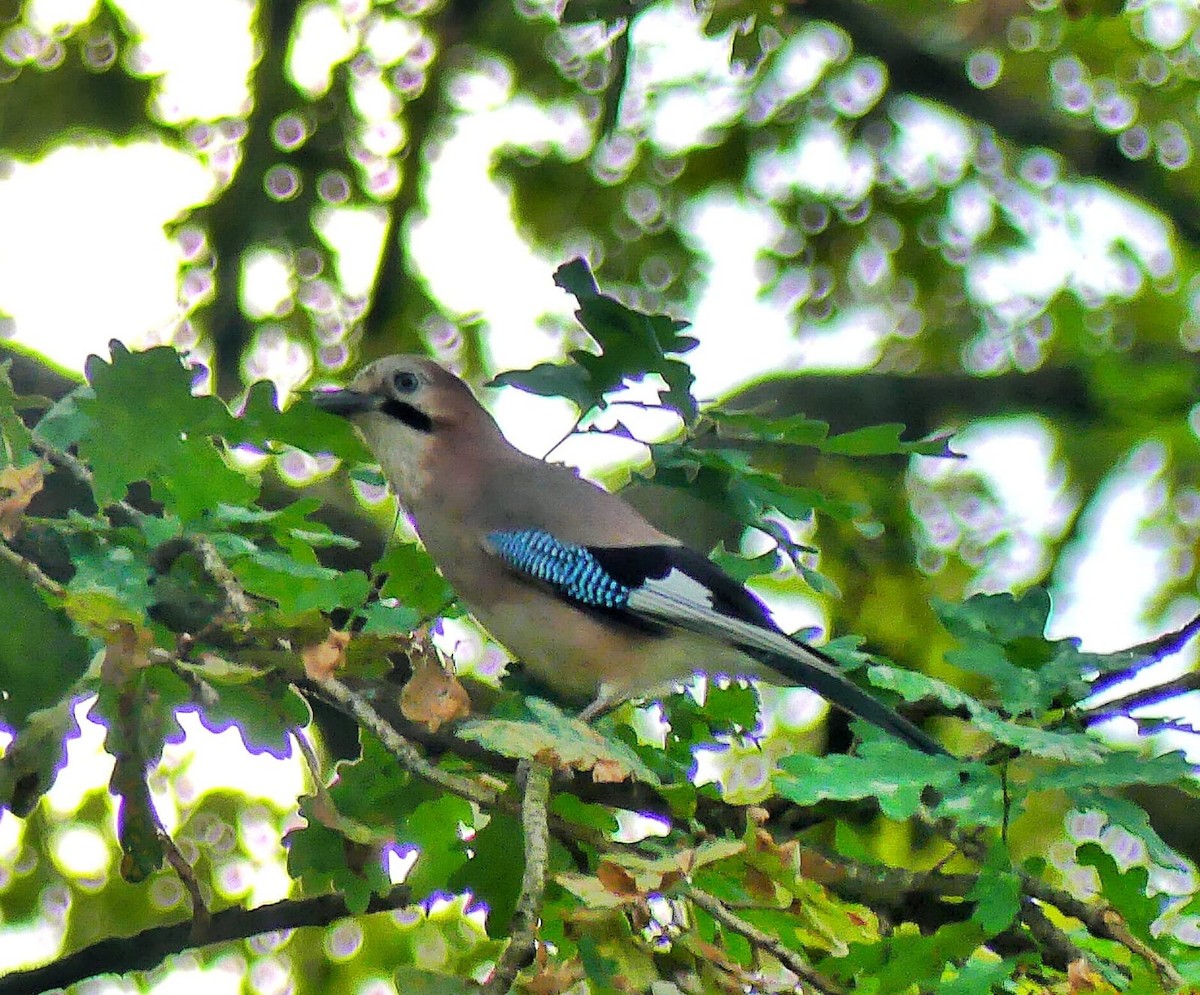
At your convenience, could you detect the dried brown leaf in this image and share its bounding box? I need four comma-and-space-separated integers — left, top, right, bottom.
596, 861, 639, 898
301, 629, 350, 680
399, 640, 470, 732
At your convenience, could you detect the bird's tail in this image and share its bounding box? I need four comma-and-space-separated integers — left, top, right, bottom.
626, 587, 948, 756
741, 638, 947, 757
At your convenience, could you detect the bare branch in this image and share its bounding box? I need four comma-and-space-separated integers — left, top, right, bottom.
1018, 899, 1087, 976
1085, 611, 1200, 701
0, 889, 414, 995
148, 802, 212, 943
687, 886, 845, 995
190, 534, 254, 625
482, 761, 553, 994
0, 537, 65, 597
1020, 872, 1183, 988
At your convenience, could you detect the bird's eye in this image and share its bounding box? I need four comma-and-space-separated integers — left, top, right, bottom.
392, 370, 420, 394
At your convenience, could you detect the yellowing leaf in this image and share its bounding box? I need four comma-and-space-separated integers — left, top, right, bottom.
0, 460, 43, 539
457, 697, 660, 786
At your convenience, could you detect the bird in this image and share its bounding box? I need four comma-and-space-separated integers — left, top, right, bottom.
312, 354, 947, 757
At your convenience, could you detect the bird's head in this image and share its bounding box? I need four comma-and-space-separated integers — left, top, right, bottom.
312, 354, 502, 501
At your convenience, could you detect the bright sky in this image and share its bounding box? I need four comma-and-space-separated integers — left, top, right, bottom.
0, 0, 1193, 984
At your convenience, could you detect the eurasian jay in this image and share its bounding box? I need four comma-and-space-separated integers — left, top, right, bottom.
313, 355, 946, 756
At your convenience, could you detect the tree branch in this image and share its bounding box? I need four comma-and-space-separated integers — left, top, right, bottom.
1019, 872, 1183, 988
0, 888, 414, 995
1085, 611, 1200, 700
316, 674, 502, 810
482, 761, 552, 994
687, 886, 845, 995
0, 536, 64, 596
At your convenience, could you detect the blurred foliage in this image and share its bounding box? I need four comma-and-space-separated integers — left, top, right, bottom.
4, 0, 1200, 990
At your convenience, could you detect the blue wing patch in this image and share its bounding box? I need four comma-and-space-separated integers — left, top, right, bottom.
486, 529, 632, 609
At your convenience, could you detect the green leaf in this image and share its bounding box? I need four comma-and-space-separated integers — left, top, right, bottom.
1077, 843, 1160, 936
231, 548, 370, 619
62, 524, 156, 612
775, 739, 990, 824
868, 664, 1107, 762
822, 423, 958, 458
943, 641, 1045, 713
0, 697, 82, 816
648, 442, 865, 528
235, 379, 370, 461
710, 411, 957, 458
838, 922, 986, 993
34, 384, 93, 451
285, 814, 389, 914
935, 591, 1051, 643
0, 360, 34, 463
935, 956, 1018, 995
967, 844, 1021, 934
1033, 748, 1193, 792
0, 556, 91, 728
549, 793, 620, 835
448, 812, 525, 937
711, 410, 830, 447
349, 464, 387, 488
212, 499, 359, 553
375, 542, 455, 621
78, 344, 256, 523
329, 732, 422, 828
496, 258, 699, 422
457, 698, 662, 787
490, 362, 596, 412
400, 794, 476, 898
192, 678, 309, 757
710, 544, 781, 583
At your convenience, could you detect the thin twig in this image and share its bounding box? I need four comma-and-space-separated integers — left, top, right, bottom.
149, 810, 212, 943
687, 887, 845, 995
483, 761, 553, 994
1087, 612, 1200, 698
190, 534, 253, 624
1018, 899, 1087, 975
296, 677, 622, 854
0, 538, 64, 596
1019, 872, 1182, 988
1083, 672, 1200, 726
292, 722, 342, 819
316, 675, 501, 810
540, 408, 589, 461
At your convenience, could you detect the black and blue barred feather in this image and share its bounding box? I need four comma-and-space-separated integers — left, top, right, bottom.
486, 529, 632, 609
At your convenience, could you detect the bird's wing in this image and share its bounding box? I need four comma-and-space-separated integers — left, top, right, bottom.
484, 528, 946, 756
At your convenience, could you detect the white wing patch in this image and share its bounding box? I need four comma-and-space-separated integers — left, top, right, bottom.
627, 574, 848, 685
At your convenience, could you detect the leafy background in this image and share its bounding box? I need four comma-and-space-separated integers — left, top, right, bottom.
2, 0, 1200, 992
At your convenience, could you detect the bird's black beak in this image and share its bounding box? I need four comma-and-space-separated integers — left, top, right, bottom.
310, 389, 382, 417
